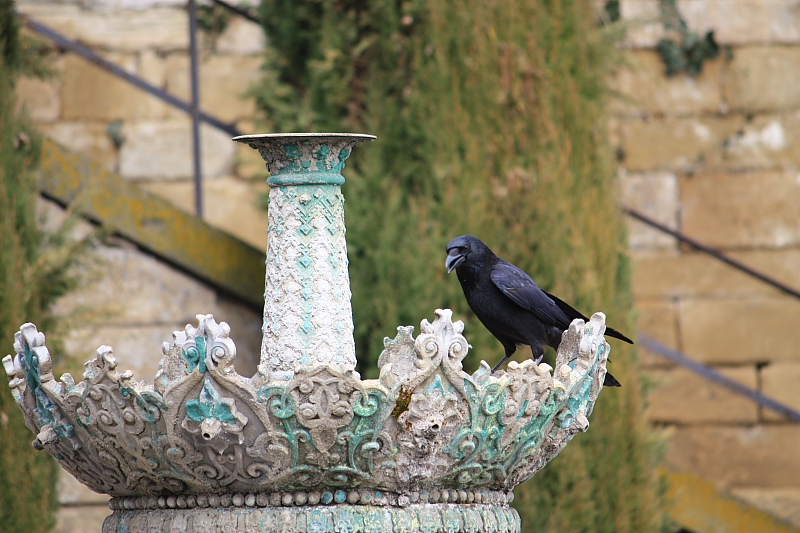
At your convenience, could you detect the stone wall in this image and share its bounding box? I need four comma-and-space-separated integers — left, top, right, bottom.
11, 0, 800, 530
14, 3, 267, 530
614, 0, 800, 525
16, 0, 269, 251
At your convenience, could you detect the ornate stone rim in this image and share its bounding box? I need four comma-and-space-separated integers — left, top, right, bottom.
108, 488, 514, 511
232, 133, 377, 142
3, 309, 612, 499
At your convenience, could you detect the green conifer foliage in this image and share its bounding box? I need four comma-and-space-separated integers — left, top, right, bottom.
0, 2, 83, 531
254, 0, 666, 530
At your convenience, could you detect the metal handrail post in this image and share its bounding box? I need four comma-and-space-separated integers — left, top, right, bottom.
188, 0, 203, 217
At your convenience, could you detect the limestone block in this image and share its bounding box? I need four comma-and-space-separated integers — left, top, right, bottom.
141, 176, 269, 250
51, 244, 219, 326
63, 325, 183, 380
679, 296, 800, 364
40, 121, 118, 171
216, 17, 266, 55
56, 505, 111, 533
730, 488, 800, 529
612, 50, 723, 116
211, 294, 264, 377
61, 54, 167, 121
619, 0, 664, 49
681, 170, 800, 248
62, 317, 259, 382
644, 366, 758, 423
726, 46, 800, 112
137, 48, 166, 87
633, 299, 679, 367
18, 4, 188, 52
721, 114, 800, 169
36, 197, 96, 241
760, 363, 800, 422
236, 136, 269, 179
619, 170, 678, 249
118, 119, 236, 179
666, 425, 800, 489
621, 115, 744, 172
679, 0, 800, 46
164, 53, 261, 123
620, 0, 800, 48
81, 0, 186, 9
16, 74, 61, 122
58, 467, 109, 505
632, 249, 800, 300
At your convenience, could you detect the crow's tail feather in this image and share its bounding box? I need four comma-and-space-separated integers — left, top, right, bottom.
605, 326, 633, 344
604, 371, 622, 387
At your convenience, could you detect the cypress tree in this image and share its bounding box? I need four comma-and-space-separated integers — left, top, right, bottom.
254, 0, 666, 530
0, 2, 85, 530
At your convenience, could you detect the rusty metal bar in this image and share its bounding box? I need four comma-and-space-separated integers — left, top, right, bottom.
188, 0, 203, 217
21, 14, 241, 138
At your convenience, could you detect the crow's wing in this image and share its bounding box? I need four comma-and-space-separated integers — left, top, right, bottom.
490, 262, 571, 328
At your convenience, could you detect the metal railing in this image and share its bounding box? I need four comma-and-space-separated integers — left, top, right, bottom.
17, 2, 800, 422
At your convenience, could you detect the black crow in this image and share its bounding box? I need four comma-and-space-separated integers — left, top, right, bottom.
445, 235, 631, 387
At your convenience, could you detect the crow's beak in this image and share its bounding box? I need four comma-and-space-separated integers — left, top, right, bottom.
446, 250, 464, 273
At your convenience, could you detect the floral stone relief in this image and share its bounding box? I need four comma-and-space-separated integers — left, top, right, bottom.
4, 308, 612, 532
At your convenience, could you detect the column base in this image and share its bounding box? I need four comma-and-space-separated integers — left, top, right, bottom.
102, 502, 521, 533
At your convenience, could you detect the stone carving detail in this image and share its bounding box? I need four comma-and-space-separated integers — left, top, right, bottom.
232, 134, 376, 378
262, 183, 354, 377
4, 309, 611, 501
102, 503, 520, 533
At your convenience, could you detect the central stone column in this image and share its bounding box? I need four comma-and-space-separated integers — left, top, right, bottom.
234, 134, 375, 379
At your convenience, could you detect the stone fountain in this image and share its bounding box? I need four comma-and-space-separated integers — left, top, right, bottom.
4, 133, 615, 533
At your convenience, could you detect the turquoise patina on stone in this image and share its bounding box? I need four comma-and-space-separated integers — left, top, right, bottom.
186, 378, 238, 425
182, 335, 207, 373
233, 134, 376, 378
4, 134, 615, 533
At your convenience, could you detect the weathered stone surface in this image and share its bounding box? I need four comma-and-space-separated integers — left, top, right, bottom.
620, 0, 800, 47
631, 249, 800, 299
61, 54, 167, 121
620, 170, 678, 249
40, 121, 118, 171
51, 245, 219, 326
58, 467, 110, 505
721, 113, 800, 169
726, 46, 800, 112
680, 0, 800, 46
102, 503, 521, 533
5, 310, 612, 503
612, 50, 723, 116
61, 319, 261, 381
760, 363, 800, 422
16, 73, 61, 122
63, 324, 186, 380
216, 17, 266, 55
634, 299, 679, 367
666, 425, 800, 489
681, 170, 800, 249
645, 366, 758, 423
80, 0, 186, 9
730, 488, 800, 529
141, 176, 269, 250
17, 4, 188, 52
56, 505, 111, 533
164, 54, 262, 123
137, 48, 165, 87
679, 296, 800, 364
118, 119, 236, 179
621, 115, 744, 172
619, 0, 664, 49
